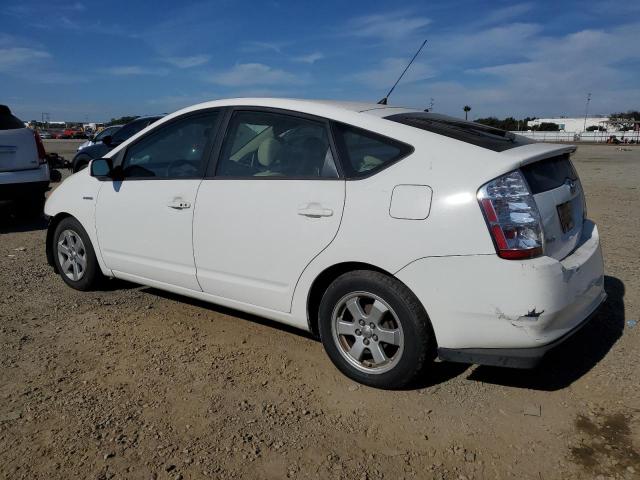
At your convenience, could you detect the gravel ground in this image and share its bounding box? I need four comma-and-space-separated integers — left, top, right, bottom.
0, 142, 638, 479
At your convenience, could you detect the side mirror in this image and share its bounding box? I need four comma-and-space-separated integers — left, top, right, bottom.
101, 135, 112, 146
90, 158, 113, 179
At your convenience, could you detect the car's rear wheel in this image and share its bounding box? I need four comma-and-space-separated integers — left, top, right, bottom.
52, 217, 103, 291
318, 270, 436, 389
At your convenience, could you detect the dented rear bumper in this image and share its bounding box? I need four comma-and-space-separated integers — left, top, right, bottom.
395, 219, 606, 364
436, 296, 605, 368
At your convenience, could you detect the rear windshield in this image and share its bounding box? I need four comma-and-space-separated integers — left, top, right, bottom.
520, 154, 578, 194
385, 112, 531, 152
0, 105, 25, 131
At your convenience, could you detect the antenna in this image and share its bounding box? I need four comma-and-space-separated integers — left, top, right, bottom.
377, 39, 428, 105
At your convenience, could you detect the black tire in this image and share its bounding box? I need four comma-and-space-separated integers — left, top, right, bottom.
73, 156, 91, 173
318, 270, 436, 389
51, 216, 104, 291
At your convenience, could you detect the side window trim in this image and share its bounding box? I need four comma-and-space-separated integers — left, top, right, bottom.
204, 106, 344, 180
116, 109, 223, 181
330, 121, 414, 180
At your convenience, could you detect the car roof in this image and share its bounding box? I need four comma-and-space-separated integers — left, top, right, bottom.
180, 98, 421, 120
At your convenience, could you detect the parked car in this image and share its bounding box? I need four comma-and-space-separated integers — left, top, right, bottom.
38, 130, 53, 139
77, 125, 123, 152
71, 116, 162, 172
44, 98, 605, 388
0, 105, 50, 217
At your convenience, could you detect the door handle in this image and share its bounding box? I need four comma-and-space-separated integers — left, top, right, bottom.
167, 199, 191, 210
297, 203, 333, 218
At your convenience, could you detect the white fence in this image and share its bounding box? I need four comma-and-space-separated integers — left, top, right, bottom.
511, 131, 640, 143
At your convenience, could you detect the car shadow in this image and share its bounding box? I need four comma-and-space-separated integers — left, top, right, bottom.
141, 287, 317, 341
465, 275, 625, 391
0, 208, 48, 234
137, 275, 624, 392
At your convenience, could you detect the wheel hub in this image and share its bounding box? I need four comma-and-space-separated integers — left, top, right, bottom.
331, 291, 404, 375
56, 229, 87, 282
362, 325, 373, 339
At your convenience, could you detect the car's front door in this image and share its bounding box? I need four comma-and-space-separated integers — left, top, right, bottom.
193, 108, 345, 312
95, 110, 220, 290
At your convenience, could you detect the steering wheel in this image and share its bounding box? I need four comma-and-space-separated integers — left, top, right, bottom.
166, 159, 199, 178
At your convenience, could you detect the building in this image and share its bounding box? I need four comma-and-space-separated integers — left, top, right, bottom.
527, 116, 609, 132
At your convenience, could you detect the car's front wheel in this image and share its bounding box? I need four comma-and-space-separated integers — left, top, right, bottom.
52, 217, 103, 291
318, 270, 436, 389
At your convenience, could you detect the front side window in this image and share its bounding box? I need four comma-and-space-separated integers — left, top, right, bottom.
216, 110, 338, 178
121, 112, 219, 179
332, 123, 412, 178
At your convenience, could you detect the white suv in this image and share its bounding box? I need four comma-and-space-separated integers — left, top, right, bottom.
0, 105, 50, 216
44, 98, 606, 388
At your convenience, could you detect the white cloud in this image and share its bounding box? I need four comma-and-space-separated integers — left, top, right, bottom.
348, 11, 430, 41
206, 63, 302, 87
474, 3, 533, 27
292, 52, 324, 64
341, 18, 640, 119
162, 54, 210, 68
0, 47, 50, 71
104, 66, 168, 76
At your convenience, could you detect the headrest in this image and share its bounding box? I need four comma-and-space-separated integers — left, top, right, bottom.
257, 138, 282, 167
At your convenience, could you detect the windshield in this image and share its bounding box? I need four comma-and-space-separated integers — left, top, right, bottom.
0, 105, 25, 131
385, 112, 533, 152
95, 125, 120, 141
112, 117, 161, 144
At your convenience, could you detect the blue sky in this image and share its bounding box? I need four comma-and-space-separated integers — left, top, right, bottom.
1, 0, 639, 122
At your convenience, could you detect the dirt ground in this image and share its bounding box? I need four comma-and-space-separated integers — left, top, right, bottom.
1, 141, 638, 480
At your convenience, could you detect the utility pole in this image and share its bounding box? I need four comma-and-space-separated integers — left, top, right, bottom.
583, 93, 591, 132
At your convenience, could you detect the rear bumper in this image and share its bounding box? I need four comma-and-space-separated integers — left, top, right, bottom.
437, 294, 605, 368
0, 164, 50, 200
396, 219, 606, 358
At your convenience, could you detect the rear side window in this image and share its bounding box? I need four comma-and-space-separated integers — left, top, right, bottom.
0, 105, 25, 130
385, 112, 531, 152
216, 110, 338, 179
332, 122, 412, 178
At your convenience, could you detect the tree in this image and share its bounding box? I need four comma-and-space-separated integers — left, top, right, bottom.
534, 122, 560, 131
463, 105, 471, 121
475, 116, 520, 131
608, 111, 639, 131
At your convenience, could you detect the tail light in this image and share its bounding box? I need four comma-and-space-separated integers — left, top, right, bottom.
478, 170, 543, 260
33, 130, 47, 164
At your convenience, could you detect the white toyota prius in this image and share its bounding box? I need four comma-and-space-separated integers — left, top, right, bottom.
45, 98, 606, 388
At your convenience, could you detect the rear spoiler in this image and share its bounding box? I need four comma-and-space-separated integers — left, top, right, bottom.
499, 142, 577, 168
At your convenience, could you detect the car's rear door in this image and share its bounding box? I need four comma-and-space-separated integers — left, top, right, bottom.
95, 110, 221, 290
193, 108, 345, 312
